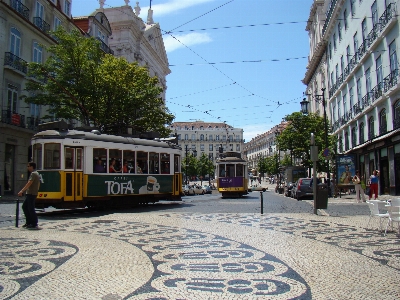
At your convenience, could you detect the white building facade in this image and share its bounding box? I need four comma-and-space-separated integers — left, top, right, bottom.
307, 0, 399, 195
169, 121, 244, 162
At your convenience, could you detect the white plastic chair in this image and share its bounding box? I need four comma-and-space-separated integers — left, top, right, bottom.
384, 206, 400, 236
366, 201, 389, 231
390, 198, 400, 206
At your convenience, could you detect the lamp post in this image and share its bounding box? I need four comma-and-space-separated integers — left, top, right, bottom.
301, 88, 331, 196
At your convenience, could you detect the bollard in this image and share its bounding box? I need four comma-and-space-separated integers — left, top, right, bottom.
15, 199, 20, 227
260, 191, 264, 215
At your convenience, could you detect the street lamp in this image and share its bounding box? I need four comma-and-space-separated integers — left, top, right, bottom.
301, 88, 331, 195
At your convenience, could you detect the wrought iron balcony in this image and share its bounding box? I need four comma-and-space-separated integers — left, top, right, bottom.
1, 109, 26, 128
393, 117, 400, 130
380, 3, 396, 28
9, 0, 29, 20
33, 17, 50, 33
379, 125, 388, 135
383, 69, 399, 92
362, 93, 371, 109
96, 38, 114, 55
4, 52, 28, 74
365, 26, 379, 48
369, 82, 383, 104
353, 102, 362, 115
322, 0, 338, 36
26, 116, 41, 130
357, 42, 367, 59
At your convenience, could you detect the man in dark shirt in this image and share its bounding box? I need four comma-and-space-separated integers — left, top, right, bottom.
18, 162, 41, 229
94, 159, 105, 173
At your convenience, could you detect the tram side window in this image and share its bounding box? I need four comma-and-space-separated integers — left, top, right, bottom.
236, 164, 244, 177
174, 154, 180, 173
137, 151, 148, 174
219, 164, 226, 177
123, 150, 135, 173
44, 143, 60, 169
161, 153, 170, 174
109, 149, 122, 173
226, 164, 235, 177
149, 152, 159, 174
93, 148, 107, 173
33, 143, 43, 170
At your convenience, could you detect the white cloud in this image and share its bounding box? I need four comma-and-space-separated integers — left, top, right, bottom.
142, 0, 215, 16
164, 32, 212, 52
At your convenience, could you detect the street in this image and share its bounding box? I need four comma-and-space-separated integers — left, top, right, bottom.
0, 189, 399, 299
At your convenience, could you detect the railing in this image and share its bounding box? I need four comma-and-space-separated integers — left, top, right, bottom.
393, 117, 400, 130
26, 116, 41, 130
1, 109, 26, 128
362, 93, 370, 109
379, 125, 388, 135
4, 52, 28, 74
33, 17, 50, 33
322, 0, 338, 36
369, 83, 383, 103
96, 38, 114, 55
353, 102, 362, 115
10, 0, 29, 20
383, 69, 399, 92
328, 2, 396, 98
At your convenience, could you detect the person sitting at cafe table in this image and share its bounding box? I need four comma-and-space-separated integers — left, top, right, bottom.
109, 159, 121, 173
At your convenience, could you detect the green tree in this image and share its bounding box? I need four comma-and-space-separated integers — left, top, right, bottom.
276, 112, 335, 172
186, 154, 198, 183
263, 154, 279, 177
197, 153, 215, 185
23, 27, 174, 136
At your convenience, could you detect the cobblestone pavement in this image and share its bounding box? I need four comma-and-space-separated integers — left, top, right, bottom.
0, 189, 399, 299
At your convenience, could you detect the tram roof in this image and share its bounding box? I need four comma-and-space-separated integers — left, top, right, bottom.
32, 129, 181, 149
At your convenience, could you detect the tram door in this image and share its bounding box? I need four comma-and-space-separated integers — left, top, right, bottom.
64, 147, 83, 201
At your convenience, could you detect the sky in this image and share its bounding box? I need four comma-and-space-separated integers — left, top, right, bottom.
72, 0, 313, 142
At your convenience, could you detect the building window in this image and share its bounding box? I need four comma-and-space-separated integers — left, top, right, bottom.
361, 18, 367, 41
351, 127, 357, 147
191, 134, 195, 141
335, 64, 339, 82
356, 78, 362, 104
236, 144, 240, 151
380, 109, 387, 134
343, 9, 348, 30
353, 33, 358, 54
368, 117, 375, 139
10, 27, 21, 56
64, 0, 71, 16
33, 42, 43, 63
365, 68, 371, 94
338, 22, 342, 41
376, 55, 383, 85
200, 134, 204, 141
184, 134, 188, 140
54, 17, 61, 30
371, 1, 378, 28
346, 45, 350, 64
389, 40, 398, 73
200, 144, 204, 151
359, 122, 365, 143
394, 100, 400, 129
340, 56, 344, 74
350, 0, 355, 16
329, 43, 332, 59
349, 87, 354, 109
344, 131, 349, 151
216, 135, 219, 141
35, 1, 44, 19
7, 84, 18, 113
343, 93, 347, 117
222, 135, 226, 141
333, 33, 337, 50
209, 134, 213, 141
209, 144, 213, 151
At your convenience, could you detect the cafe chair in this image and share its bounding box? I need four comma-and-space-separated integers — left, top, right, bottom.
389, 198, 400, 206
366, 201, 389, 232
384, 206, 400, 236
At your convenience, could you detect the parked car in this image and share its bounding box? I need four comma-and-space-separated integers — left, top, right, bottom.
284, 182, 295, 197
192, 185, 205, 195
202, 185, 212, 194
183, 185, 195, 196
292, 178, 313, 200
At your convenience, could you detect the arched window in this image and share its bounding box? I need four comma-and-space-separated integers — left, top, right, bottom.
379, 109, 387, 135
351, 127, 357, 147
393, 100, 400, 129
359, 122, 365, 144
368, 116, 375, 140
344, 131, 349, 151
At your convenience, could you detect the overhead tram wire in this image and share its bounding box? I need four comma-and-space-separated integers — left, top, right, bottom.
168, 56, 308, 66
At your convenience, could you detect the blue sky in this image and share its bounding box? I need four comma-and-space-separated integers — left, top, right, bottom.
73, 0, 313, 141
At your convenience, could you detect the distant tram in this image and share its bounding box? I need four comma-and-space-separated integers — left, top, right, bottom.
31, 121, 182, 209
216, 152, 249, 197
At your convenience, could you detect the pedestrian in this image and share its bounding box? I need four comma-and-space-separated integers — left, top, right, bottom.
369, 170, 380, 200
18, 162, 41, 229
353, 170, 365, 203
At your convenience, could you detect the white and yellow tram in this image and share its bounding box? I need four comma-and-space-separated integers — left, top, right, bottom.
31, 121, 182, 209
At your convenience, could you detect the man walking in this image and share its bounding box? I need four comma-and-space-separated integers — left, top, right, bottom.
18, 162, 40, 229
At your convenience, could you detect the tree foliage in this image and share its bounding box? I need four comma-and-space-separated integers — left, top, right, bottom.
24, 27, 174, 136
197, 153, 215, 185
276, 112, 335, 172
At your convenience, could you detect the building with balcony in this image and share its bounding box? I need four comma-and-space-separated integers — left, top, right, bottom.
0, 0, 79, 196
169, 121, 244, 163
306, 0, 399, 195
